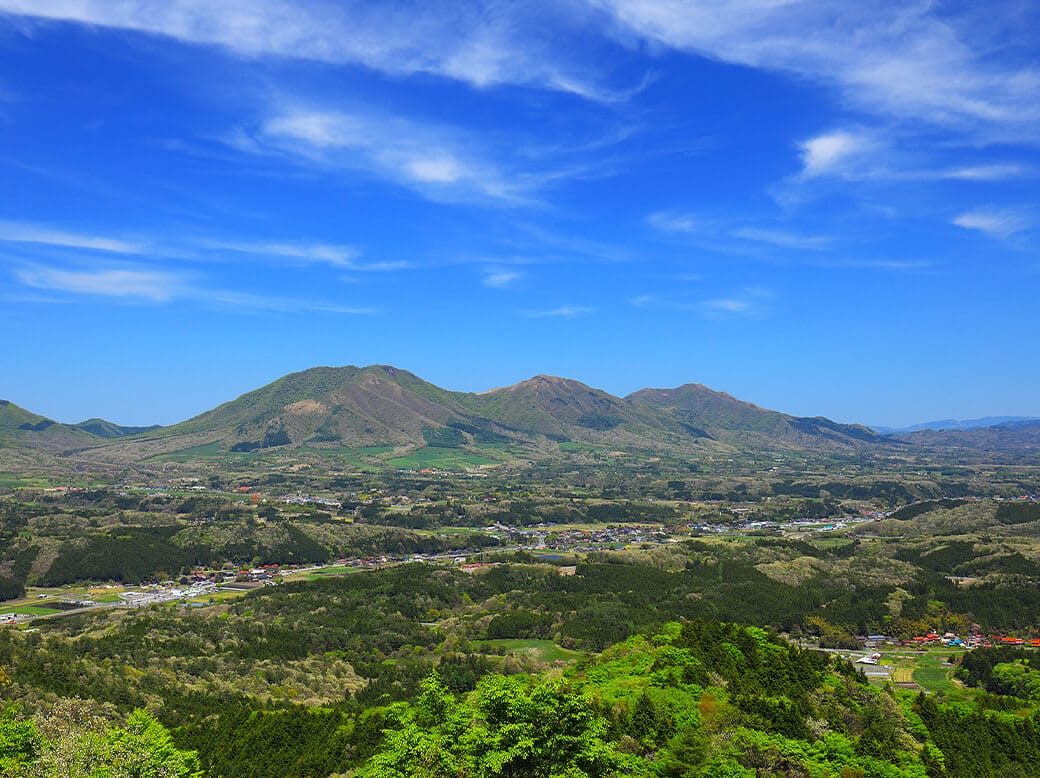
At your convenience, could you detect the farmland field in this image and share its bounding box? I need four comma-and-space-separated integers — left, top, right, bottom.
1, 605, 61, 616
386, 446, 499, 470
152, 441, 224, 461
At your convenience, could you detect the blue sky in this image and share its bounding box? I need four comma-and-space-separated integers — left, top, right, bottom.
0, 1, 1037, 428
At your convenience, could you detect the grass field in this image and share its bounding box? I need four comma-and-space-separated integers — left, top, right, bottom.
478, 638, 581, 664
152, 442, 224, 462
298, 446, 373, 469
911, 652, 964, 695
810, 537, 856, 550
301, 566, 365, 580
387, 447, 499, 470
358, 446, 395, 455
0, 605, 61, 616
879, 650, 966, 696
186, 589, 248, 603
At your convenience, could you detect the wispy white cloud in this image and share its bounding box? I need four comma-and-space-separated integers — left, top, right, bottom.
246, 104, 639, 206
0, 221, 144, 254
646, 210, 701, 234
941, 164, 1027, 181
15, 265, 181, 301
631, 287, 773, 318
703, 297, 753, 315
823, 258, 935, 272
204, 239, 410, 272
483, 268, 523, 289
797, 130, 879, 179
952, 210, 1029, 238
699, 287, 772, 319
198, 289, 376, 315
10, 262, 376, 314
0, 1, 630, 101
0, 220, 415, 274
732, 228, 830, 250
788, 132, 1032, 189
509, 225, 635, 265
592, 0, 1040, 140
203, 239, 359, 267
629, 292, 700, 312
778, 133, 1036, 204
648, 210, 833, 254
246, 107, 530, 204
521, 305, 595, 318
354, 261, 414, 273
647, 207, 939, 273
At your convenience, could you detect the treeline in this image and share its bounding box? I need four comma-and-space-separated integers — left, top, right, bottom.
958, 646, 1040, 699
34, 520, 501, 585
40, 524, 330, 584
916, 693, 1040, 776
474, 546, 1040, 644
357, 621, 1040, 776
374, 497, 682, 529
5, 557, 1040, 776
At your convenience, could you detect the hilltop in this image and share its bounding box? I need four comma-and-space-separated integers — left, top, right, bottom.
627, 382, 883, 449
7, 364, 900, 467
0, 399, 102, 453
7, 365, 1039, 473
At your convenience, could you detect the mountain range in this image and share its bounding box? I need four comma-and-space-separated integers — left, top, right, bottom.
1, 365, 1037, 466
871, 416, 1040, 434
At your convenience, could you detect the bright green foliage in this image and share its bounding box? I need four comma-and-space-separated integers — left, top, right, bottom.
990, 662, 1040, 701
359, 622, 941, 777
0, 706, 40, 772
358, 674, 634, 777
0, 703, 201, 777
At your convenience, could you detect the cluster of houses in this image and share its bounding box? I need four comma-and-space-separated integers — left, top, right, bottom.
484, 523, 671, 551
688, 514, 878, 535
859, 632, 1040, 650
181, 564, 292, 586
119, 582, 216, 607
279, 494, 342, 508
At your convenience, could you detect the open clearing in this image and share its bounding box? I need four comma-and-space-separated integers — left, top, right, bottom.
478, 638, 581, 664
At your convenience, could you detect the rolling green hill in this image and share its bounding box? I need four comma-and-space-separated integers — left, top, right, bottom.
627, 383, 884, 449
73, 418, 161, 438
0, 399, 100, 453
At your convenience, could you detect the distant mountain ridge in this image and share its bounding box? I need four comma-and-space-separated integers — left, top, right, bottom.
0, 399, 163, 454
75, 418, 162, 438
895, 422, 1040, 452
0, 399, 101, 452
5, 365, 1036, 464
626, 384, 882, 448
17, 365, 886, 462
872, 416, 1040, 434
